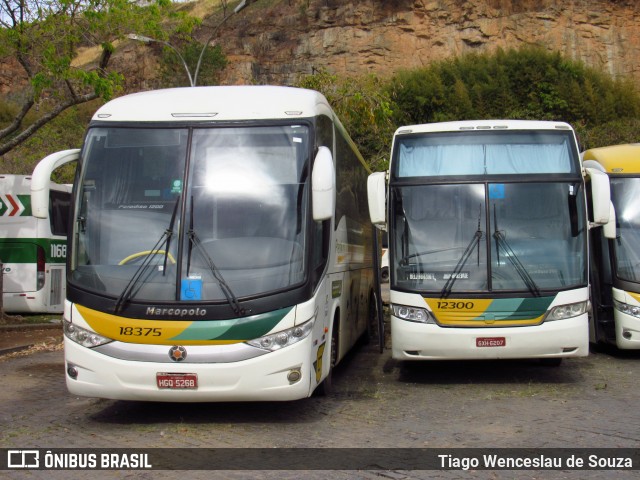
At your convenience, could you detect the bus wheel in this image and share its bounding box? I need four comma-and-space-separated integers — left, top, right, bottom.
315, 318, 338, 396
365, 292, 378, 345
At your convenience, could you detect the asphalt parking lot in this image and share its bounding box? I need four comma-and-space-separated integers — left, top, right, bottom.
1, 319, 640, 479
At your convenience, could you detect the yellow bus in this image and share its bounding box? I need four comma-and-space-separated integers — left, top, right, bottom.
583, 144, 640, 349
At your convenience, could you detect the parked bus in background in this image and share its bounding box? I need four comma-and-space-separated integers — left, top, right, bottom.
33, 86, 375, 401
0, 169, 72, 314
583, 144, 640, 349
368, 120, 613, 364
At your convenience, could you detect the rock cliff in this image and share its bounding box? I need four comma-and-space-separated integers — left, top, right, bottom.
213, 0, 640, 87
2, 0, 639, 95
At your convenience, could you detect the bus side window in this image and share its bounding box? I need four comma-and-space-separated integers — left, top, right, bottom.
49, 189, 72, 237
311, 114, 334, 283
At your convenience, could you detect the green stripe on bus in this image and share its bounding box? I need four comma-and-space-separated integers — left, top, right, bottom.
0, 238, 66, 263
170, 307, 293, 342
481, 296, 554, 321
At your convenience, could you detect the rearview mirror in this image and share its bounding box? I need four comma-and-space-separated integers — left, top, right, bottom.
584, 167, 611, 226
311, 146, 335, 221
603, 202, 617, 240
367, 172, 386, 227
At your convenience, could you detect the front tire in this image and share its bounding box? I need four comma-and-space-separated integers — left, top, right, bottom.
315, 319, 338, 396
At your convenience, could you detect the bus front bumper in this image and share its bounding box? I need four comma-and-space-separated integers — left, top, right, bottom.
391, 315, 589, 360
613, 310, 640, 349
64, 336, 315, 402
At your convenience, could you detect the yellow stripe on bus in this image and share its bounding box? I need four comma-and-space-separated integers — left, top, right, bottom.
75, 304, 241, 345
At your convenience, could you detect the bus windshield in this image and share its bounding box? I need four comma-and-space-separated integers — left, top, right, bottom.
391, 181, 586, 295
394, 131, 577, 177
611, 177, 640, 283
71, 125, 310, 303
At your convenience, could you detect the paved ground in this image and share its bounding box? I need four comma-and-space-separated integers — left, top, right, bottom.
1, 317, 640, 479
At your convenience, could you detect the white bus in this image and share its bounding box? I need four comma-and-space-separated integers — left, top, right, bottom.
0, 171, 72, 313
368, 120, 612, 364
33, 86, 375, 401
583, 144, 640, 349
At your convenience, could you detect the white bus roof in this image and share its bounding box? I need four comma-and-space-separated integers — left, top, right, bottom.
92, 86, 334, 123
394, 120, 574, 135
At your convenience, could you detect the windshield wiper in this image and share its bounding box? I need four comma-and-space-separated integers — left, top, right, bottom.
114, 198, 180, 313
492, 205, 540, 297
441, 207, 484, 299
186, 196, 244, 317
440, 228, 483, 298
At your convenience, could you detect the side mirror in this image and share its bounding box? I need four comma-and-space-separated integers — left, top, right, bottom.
603, 202, 617, 240
31, 149, 80, 219
311, 146, 335, 221
584, 167, 611, 226
367, 172, 386, 226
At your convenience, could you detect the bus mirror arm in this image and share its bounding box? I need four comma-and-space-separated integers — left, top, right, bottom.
31, 149, 80, 219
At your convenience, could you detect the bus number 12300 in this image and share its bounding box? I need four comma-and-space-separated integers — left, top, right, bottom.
436, 301, 475, 310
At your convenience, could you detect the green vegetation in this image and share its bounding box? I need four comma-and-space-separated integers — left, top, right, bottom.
296, 68, 396, 171
386, 46, 640, 152
158, 41, 228, 88
0, 0, 201, 157
3, 40, 639, 179
302, 46, 640, 167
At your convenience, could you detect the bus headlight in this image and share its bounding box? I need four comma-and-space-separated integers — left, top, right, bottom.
544, 301, 588, 321
614, 299, 640, 318
246, 318, 314, 352
64, 320, 112, 347
392, 304, 436, 324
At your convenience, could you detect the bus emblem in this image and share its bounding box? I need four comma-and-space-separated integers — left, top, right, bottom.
168, 346, 187, 362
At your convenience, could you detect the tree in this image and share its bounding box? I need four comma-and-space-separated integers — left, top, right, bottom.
0, 0, 198, 156
296, 68, 396, 171
158, 39, 228, 88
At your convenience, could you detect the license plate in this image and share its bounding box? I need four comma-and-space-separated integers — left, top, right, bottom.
476, 337, 506, 347
156, 373, 198, 389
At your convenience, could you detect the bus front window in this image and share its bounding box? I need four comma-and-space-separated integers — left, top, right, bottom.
71, 125, 311, 305
184, 126, 309, 301
488, 182, 586, 292
391, 182, 586, 295
71, 128, 188, 301
611, 177, 640, 283
392, 184, 488, 293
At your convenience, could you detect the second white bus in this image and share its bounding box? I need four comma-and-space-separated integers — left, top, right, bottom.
368, 120, 612, 364
1, 171, 72, 313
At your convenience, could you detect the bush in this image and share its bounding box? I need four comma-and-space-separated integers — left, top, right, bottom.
296, 68, 396, 171
387, 46, 640, 148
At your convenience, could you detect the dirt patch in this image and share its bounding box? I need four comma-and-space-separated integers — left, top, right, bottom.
0, 326, 63, 353
0, 312, 26, 325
